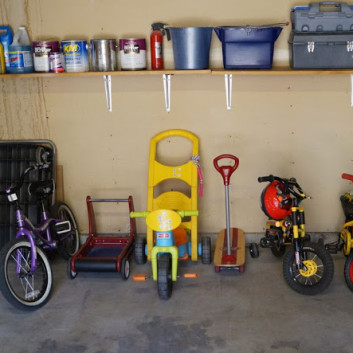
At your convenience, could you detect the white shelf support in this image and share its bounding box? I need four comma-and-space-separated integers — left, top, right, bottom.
163, 74, 171, 113
225, 74, 233, 110
103, 75, 112, 112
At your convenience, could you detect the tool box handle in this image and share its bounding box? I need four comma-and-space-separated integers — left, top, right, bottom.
309, 2, 353, 16
213, 154, 239, 186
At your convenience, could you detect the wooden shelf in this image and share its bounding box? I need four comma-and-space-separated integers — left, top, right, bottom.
2, 68, 353, 112
0, 69, 211, 79
212, 67, 353, 76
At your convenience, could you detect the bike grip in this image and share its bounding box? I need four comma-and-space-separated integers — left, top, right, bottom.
130, 211, 149, 219
258, 175, 274, 183
342, 173, 353, 182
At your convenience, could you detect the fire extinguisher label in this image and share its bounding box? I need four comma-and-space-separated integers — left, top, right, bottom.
154, 42, 162, 59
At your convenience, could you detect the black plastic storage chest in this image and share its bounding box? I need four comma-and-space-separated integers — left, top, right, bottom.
0, 140, 56, 249
289, 31, 353, 68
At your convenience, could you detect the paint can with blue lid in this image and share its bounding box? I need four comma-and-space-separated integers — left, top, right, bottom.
61, 40, 89, 72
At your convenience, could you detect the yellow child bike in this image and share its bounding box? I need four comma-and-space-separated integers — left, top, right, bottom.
326, 173, 353, 292
258, 175, 334, 295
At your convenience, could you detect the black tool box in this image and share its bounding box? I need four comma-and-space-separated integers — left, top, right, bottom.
289, 31, 353, 68
0, 140, 56, 249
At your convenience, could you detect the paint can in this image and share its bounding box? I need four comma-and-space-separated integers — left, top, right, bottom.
119, 38, 146, 70
61, 40, 89, 72
33, 41, 60, 72
90, 39, 117, 71
49, 52, 65, 73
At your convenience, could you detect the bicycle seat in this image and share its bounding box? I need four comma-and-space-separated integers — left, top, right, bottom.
28, 179, 54, 197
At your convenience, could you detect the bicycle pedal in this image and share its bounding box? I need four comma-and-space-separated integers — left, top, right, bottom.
325, 244, 338, 254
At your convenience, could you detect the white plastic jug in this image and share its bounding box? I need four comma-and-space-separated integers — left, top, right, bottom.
9, 26, 34, 73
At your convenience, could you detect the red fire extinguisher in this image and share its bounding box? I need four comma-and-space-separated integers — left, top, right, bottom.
150, 22, 166, 70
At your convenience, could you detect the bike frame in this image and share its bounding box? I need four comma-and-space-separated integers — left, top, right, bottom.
10, 191, 72, 274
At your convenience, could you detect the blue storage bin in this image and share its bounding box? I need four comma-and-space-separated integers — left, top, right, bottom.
214, 26, 283, 69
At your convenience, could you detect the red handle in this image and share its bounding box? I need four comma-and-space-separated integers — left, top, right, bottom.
342, 173, 353, 182
213, 154, 239, 186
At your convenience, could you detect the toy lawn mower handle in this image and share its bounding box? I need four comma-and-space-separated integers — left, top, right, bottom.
213, 154, 239, 186
342, 173, 353, 182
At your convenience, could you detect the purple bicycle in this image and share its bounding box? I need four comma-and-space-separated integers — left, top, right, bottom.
0, 163, 79, 310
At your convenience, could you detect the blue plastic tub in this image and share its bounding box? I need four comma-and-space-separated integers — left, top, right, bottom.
166, 27, 213, 70
214, 26, 283, 69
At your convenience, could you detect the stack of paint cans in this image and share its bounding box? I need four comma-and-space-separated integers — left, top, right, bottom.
32, 41, 65, 73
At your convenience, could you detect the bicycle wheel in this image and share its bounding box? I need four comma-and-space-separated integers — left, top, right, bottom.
157, 254, 173, 300
344, 253, 353, 292
51, 202, 80, 259
0, 238, 53, 310
283, 241, 334, 295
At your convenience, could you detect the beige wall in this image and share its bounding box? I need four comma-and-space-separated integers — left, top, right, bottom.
0, 0, 351, 235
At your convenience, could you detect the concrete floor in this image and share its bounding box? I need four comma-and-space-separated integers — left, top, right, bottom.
0, 245, 352, 353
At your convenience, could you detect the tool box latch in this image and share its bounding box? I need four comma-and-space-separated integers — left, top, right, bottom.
347, 41, 353, 52
307, 41, 315, 53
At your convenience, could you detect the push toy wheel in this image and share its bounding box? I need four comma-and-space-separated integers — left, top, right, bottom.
157, 254, 173, 299
67, 258, 77, 279
282, 242, 334, 295
121, 258, 130, 280
0, 238, 53, 310
249, 243, 259, 258
201, 236, 212, 264
51, 202, 80, 260
343, 253, 353, 292
134, 237, 147, 265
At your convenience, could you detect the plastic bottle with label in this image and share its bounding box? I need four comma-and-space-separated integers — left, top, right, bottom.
0, 26, 13, 73
8, 26, 34, 73
0, 42, 5, 73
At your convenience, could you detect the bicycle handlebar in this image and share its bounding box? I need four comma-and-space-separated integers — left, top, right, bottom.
342, 173, 353, 182
0, 163, 50, 196
258, 174, 307, 200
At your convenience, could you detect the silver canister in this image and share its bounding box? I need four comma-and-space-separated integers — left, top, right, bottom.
90, 39, 117, 71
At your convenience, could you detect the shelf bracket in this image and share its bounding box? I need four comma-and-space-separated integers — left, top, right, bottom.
163, 74, 171, 113
103, 75, 112, 112
225, 74, 233, 110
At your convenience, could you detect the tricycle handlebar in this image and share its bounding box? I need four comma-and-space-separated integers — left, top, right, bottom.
130, 210, 199, 219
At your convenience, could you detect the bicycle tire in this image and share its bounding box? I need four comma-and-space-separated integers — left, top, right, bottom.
283, 241, 334, 295
51, 202, 80, 259
0, 238, 53, 310
157, 254, 173, 299
344, 252, 353, 292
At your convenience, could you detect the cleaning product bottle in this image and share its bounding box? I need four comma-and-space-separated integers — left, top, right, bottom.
0, 42, 5, 73
150, 22, 166, 70
0, 26, 13, 73
8, 26, 34, 74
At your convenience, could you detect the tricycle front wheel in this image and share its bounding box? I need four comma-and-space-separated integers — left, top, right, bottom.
157, 254, 173, 299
